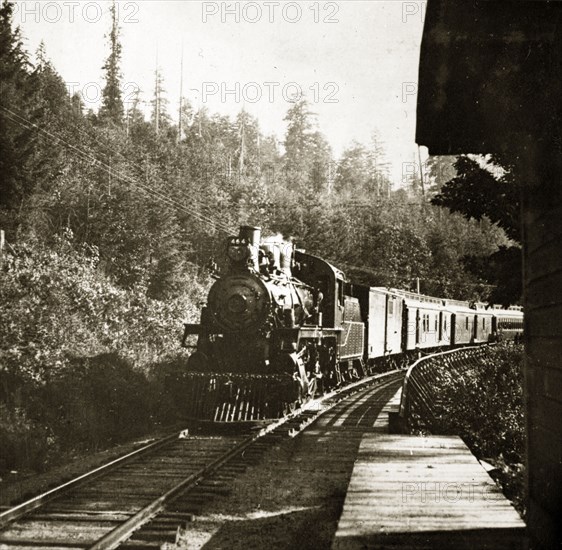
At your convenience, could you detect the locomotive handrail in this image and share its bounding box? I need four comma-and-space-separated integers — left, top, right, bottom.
398, 345, 491, 421
340, 320, 363, 347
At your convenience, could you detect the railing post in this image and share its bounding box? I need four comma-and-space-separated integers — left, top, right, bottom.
0, 229, 4, 266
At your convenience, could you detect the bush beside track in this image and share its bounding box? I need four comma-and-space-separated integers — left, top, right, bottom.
0, 237, 210, 475
409, 343, 526, 514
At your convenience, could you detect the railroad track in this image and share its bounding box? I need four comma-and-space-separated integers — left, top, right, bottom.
0, 369, 403, 549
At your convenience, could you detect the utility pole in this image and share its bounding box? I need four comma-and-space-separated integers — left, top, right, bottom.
418, 145, 426, 198
154, 50, 160, 135
239, 110, 246, 177
0, 229, 5, 267
178, 44, 184, 144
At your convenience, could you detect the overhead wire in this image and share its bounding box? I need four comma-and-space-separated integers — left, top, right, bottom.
0, 105, 235, 234
1, 109, 215, 231
1, 106, 497, 292
43, 109, 233, 227
11, 106, 233, 233
337, 260, 497, 290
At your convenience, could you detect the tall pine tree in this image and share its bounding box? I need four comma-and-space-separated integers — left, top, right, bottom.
151, 66, 171, 135
0, 0, 33, 233
335, 141, 371, 196
99, 0, 123, 124
283, 98, 331, 191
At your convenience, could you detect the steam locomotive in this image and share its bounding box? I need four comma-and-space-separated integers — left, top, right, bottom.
182, 226, 523, 421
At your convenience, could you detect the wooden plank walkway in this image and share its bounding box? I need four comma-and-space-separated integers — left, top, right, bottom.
332, 435, 527, 549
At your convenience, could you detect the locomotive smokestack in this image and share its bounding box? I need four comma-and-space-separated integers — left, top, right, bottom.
239, 225, 261, 270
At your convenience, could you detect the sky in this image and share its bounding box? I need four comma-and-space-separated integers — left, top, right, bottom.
14, 0, 428, 185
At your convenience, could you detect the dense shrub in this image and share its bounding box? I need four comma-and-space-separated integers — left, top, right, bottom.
0, 237, 210, 472
147, 356, 198, 422
37, 355, 155, 446
0, 404, 52, 472
435, 344, 525, 462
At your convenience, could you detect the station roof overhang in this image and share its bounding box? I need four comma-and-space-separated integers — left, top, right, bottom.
416, 0, 562, 155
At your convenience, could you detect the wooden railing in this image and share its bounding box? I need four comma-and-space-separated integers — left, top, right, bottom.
398, 345, 494, 429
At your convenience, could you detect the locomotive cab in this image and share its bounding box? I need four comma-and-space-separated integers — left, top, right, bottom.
293, 250, 346, 328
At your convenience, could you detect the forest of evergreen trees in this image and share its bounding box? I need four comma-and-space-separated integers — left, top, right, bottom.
0, 0, 520, 471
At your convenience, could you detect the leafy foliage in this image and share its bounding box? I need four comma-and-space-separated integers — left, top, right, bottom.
437, 345, 524, 461
0, 236, 209, 471
0, 233, 206, 381
463, 245, 523, 306
431, 155, 522, 305
432, 155, 520, 242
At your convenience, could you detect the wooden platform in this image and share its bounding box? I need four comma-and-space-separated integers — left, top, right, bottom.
332, 435, 527, 549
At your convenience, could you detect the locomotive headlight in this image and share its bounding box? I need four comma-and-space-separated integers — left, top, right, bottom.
227, 244, 250, 263
228, 293, 247, 314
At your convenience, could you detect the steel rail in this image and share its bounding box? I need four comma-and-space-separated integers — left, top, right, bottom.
0, 369, 402, 548
0, 430, 184, 529
89, 368, 404, 550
